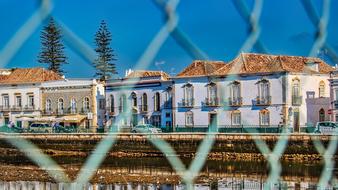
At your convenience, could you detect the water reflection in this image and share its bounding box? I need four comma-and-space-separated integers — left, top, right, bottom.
0, 180, 336, 190
0, 156, 337, 189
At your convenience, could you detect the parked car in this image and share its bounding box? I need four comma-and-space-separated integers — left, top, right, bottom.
314, 121, 337, 134
131, 124, 162, 133
28, 123, 52, 133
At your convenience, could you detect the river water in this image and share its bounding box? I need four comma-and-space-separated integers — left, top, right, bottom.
0, 156, 336, 189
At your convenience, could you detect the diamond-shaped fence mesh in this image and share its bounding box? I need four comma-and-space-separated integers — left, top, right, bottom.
0, 0, 338, 189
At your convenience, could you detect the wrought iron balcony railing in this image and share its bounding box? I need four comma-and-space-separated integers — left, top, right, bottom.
204, 97, 220, 107
228, 97, 243, 107
255, 96, 271, 106
181, 98, 194, 107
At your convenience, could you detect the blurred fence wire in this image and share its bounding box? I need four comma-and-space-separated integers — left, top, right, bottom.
0, 0, 338, 189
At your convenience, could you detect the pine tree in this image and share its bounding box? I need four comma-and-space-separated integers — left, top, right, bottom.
93, 20, 117, 81
38, 18, 67, 75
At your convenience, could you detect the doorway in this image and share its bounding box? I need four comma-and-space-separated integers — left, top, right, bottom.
293, 110, 300, 132
209, 113, 218, 128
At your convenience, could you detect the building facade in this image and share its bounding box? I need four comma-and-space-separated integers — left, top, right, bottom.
0, 68, 62, 128
41, 79, 105, 131
171, 53, 332, 132
105, 70, 173, 131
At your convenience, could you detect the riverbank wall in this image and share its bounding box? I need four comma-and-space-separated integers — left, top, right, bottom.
0, 133, 336, 162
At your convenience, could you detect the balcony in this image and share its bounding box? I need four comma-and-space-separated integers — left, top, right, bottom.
81, 108, 90, 114
204, 97, 220, 107
255, 96, 271, 106
139, 105, 148, 113
228, 97, 243, 107
24, 105, 35, 111
181, 98, 194, 107
42, 109, 53, 115
292, 96, 302, 106
0, 105, 10, 111
11, 105, 23, 111
57, 109, 65, 115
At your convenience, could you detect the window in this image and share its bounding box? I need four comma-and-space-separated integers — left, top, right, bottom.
231, 111, 241, 126
83, 97, 90, 112
185, 111, 194, 126
46, 99, 51, 112
151, 115, 161, 127
110, 95, 115, 113
292, 79, 301, 105
319, 81, 325, 97
258, 79, 270, 98
335, 89, 338, 101
207, 83, 217, 100
164, 90, 172, 108
70, 98, 76, 114
16, 96, 22, 107
141, 93, 148, 111
229, 81, 241, 105
119, 94, 127, 113
131, 92, 137, 107
58, 98, 64, 114
3, 95, 9, 108
99, 99, 105, 109
154, 92, 160, 111
319, 108, 325, 122
183, 84, 194, 106
259, 109, 270, 126
166, 112, 171, 118
28, 95, 34, 107
292, 79, 300, 96
257, 79, 271, 104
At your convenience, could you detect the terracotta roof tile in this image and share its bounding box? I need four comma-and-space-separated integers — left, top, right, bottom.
176, 60, 226, 77
213, 53, 333, 75
0, 68, 62, 84
126, 70, 170, 80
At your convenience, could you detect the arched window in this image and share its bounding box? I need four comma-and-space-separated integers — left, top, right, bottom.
46, 99, 51, 112
154, 92, 160, 111
183, 83, 194, 106
319, 108, 325, 122
131, 92, 137, 107
58, 98, 64, 114
292, 79, 301, 105
141, 93, 148, 112
259, 109, 270, 126
231, 110, 241, 126
119, 94, 127, 113
110, 95, 115, 113
70, 98, 76, 114
185, 111, 194, 126
83, 97, 90, 112
319, 81, 325, 97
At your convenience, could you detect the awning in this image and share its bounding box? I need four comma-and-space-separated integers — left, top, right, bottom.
35, 116, 58, 122
16, 116, 36, 121
57, 115, 87, 123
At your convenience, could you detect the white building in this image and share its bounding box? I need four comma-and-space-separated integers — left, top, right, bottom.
105, 70, 173, 131
0, 68, 62, 128
172, 53, 333, 132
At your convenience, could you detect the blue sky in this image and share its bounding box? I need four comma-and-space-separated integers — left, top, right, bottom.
1, 0, 338, 78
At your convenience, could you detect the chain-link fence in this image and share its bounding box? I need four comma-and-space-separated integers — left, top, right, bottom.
0, 0, 338, 189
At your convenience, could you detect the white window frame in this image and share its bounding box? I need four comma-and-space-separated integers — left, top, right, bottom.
185, 111, 194, 126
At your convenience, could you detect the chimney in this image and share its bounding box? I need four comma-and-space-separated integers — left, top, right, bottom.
305, 61, 319, 72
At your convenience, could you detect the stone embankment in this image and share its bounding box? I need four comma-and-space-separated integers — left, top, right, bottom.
0, 133, 336, 162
